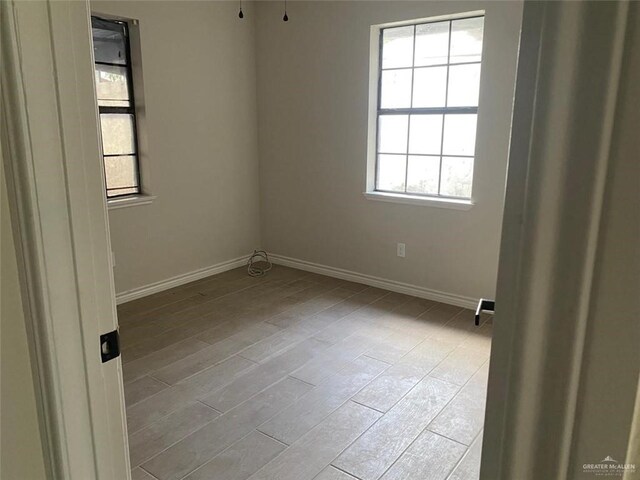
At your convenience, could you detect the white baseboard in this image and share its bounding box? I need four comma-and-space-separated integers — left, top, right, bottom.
269, 253, 477, 310
115, 255, 248, 304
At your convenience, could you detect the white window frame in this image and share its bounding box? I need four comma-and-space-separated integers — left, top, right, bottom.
364, 12, 484, 210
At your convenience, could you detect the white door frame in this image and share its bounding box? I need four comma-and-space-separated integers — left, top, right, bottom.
1, 1, 129, 478
1, 1, 638, 479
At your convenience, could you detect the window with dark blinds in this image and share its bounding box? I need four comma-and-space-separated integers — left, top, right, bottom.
91, 16, 141, 198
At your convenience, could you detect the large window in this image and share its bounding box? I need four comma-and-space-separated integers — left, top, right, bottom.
91, 16, 141, 198
375, 15, 484, 200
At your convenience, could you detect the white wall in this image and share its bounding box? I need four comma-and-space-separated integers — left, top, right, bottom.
255, 1, 522, 302
91, 1, 261, 295
1, 163, 47, 480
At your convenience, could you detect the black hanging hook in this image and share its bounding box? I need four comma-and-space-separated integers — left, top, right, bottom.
283, 0, 288, 21
238, 0, 244, 18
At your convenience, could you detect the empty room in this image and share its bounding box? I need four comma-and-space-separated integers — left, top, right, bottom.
2, 1, 639, 480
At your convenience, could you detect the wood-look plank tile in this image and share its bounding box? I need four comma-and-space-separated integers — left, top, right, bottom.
118, 270, 493, 480
312, 315, 370, 345
123, 338, 211, 384
313, 466, 358, 480
380, 430, 466, 480
363, 330, 423, 364
351, 362, 425, 413
467, 360, 490, 387
447, 431, 483, 480
460, 319, 493, 354
131, 467, 157, 480
248, 402, 382, 480
333, 377, 459, 480
125, 376, 169, 407
142, 377, 312, 480
129, 402, 219, 467
152, 323, 278, 384
420, 303, 465, 325
392, 297, 437, 318
353, 337, 456, 412
402, 336, 460, 369
265, 294, 345, 329
239, 325, 314, 363
184, 431, 285, 480
124, 277, 306, 358
127, 355, 255, 434
427, 310, 478, 346
428, 375, 487, 445
122, 318, 233, 364
200, 338, 330, 412
291, 330, 389, 386
259, 356, 388, 444
430, 345, 489, 386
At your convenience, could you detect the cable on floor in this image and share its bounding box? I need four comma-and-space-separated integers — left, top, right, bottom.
247, 250, 272, 277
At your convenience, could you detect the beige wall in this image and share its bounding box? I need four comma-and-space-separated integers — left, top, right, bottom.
1, 163, 47, 479
254, 1, 522, 301
91, 1, 261, 295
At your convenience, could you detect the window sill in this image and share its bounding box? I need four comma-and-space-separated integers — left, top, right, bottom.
363, 191, 474, 210
107, 194, 156, 210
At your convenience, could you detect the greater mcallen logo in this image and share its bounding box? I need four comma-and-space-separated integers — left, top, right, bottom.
583, 456, 636, 476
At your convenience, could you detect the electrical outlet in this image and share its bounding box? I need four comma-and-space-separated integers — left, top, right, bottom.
397, 243, 406, 258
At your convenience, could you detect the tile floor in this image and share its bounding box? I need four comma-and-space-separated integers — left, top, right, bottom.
119, 265, 492, 480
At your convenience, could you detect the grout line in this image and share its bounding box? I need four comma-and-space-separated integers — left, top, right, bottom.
255, 428, 291, 447
424, 428, 470, 447
138, 465, 161, 479
349, 399, 386, 414
197, 400, 224, 416
287, 374, 317, 388
447, 427, 484, 480
329, 464, 364, 480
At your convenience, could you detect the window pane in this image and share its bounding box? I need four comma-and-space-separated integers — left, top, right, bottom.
440, 156, 473, 197
378, 115, 408, 154
408, 114, 443, 155
92, 17, 128, 65
412, 67, 447, 108
100, 114, 136, 155
407, 155, 440, 194
442, 114, 477, 156
382, 26, 414, 69
380, 70, 412, 108
450, 17, 484, 64
447, 64, 481, 107
414, 21, 449, 66
95, 64, 130, 107
377, 154, 407, 192
104, 155, 139, 192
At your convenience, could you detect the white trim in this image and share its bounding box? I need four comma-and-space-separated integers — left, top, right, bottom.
374, 9, 485, 30
107, 194, 156, 210
115, 255, 249, 304
2, 1, 130, 477
363, 191, 474, 210
268, 253, 477, 309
